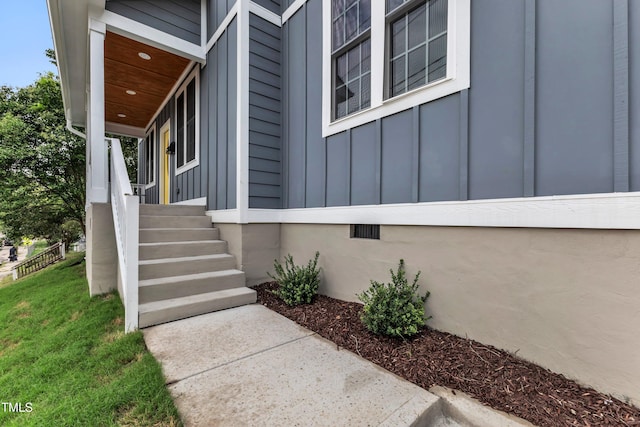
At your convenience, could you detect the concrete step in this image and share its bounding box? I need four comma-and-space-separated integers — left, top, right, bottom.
138, 287, 257, 328
140, 215, 212, 229
139, 228, 220, 243
139, 269, 246, 304
139, 254, 237, 280
139, 204, 206, 217
139, 240, 227, 261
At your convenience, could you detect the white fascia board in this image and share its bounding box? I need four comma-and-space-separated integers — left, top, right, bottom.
47, 0, 92, 127
248, 1, 282, 27
95, 10, 206, 62
209, 192, 640, 230
106, 121, 145, 138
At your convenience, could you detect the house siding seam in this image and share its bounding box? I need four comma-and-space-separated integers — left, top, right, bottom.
105, 0, 201, 45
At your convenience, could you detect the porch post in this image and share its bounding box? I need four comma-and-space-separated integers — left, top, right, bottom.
87, 19, 108, 204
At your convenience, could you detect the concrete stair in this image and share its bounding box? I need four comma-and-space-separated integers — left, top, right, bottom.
137, 204, 255, 328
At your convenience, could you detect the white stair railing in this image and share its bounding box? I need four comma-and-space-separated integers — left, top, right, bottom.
108, 137, 139, 332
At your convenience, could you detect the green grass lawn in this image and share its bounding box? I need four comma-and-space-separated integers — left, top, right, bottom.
28, 240, 50, 258
0, 253, 182, 426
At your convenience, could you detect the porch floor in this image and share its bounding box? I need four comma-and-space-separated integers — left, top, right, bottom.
142, 304, 531, 426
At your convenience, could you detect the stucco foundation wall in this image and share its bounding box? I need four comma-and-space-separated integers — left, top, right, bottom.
216, 223, 280, 286
85, 203, 117, 296
279, 223, 640, 406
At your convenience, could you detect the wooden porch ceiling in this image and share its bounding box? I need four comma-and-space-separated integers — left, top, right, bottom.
104, 32, 191, 129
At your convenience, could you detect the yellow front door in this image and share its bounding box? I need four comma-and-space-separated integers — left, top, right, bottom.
160, 123, 170, 204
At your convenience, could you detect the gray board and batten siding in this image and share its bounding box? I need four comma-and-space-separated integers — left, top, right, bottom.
105, 0, 201, 45
248, 14, 283, 209
281, 0, 640, 210
206, 18, 238, 210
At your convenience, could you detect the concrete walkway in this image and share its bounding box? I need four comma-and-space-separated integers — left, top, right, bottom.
143, 305, 534, 427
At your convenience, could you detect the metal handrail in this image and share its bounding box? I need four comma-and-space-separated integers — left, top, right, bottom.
108, 137, 139, 332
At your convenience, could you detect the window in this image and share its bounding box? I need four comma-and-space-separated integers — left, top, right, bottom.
322, 0, 470, 136
175, 67, 199, 174
332, 0, 371, 120
387, 0, 448, 97
144, 125, 156, 187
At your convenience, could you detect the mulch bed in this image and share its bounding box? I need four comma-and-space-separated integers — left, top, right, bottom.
254, 282, 640, 427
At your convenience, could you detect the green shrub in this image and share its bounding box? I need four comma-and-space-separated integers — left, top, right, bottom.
268, 252, 320, 306
358, 259, 430, 338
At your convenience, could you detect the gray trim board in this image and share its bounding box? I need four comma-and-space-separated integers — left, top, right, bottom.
523, 0, 536, 197
614, 0, 630, 192
459, 90, 469, 201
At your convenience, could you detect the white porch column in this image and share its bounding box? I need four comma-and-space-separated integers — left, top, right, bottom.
87, 19, 108, 204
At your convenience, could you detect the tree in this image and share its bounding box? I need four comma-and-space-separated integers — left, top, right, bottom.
0, 54, 138, 246
0, 72, 86, 245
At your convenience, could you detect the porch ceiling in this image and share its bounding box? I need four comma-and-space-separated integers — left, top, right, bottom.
104, 31, 190, 130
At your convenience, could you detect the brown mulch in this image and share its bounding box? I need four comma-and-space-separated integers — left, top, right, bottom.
254, 282, 640, 427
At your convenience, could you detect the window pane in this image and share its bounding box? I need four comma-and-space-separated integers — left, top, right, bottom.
391, 56, 406, 96
361, 72, 371, 108
149, 131, 154, 182
345, 4, 358, 43
332, 0, 344, 19
391, 16, 406, 58
361, 39, 371, 73
347, 79, 360, 114
386, 0, 405, 13
408, 45, 426, 90
186, 80, 196, 163
333, 0, 370, 51
347, 45, 360, 81
333, 16, 344, 50
336, 53, 347, 86
176, 93, 184, 167
335, 85, 347, 119
429, 0, 448, 38
359, 0, 371, 31
428, 34, 447, 81
408, 3, 426, 50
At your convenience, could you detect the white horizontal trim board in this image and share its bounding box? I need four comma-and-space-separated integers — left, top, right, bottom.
207, 192, 640, 229
95, 10, 205, 62
248, 1, 282, 27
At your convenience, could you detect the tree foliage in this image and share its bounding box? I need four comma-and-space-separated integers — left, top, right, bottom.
0, 72, 86, 244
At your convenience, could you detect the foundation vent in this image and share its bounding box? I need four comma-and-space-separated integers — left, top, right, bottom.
350, 224, 380, 240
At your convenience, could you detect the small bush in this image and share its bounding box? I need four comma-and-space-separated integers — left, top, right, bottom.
268, 252, 320, 306
357, 259, 430, 338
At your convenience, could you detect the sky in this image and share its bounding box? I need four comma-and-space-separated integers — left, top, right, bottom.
0, 1, 58, 88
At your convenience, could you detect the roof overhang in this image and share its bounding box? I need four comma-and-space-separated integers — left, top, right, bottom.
47, 0, 200, 138
47, 0, 102, 130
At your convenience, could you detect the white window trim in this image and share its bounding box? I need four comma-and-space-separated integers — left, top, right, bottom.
322, 0, 470, 137
144, 123, 157, 189
206, 192, 640, 230
175, 67, 200, 175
